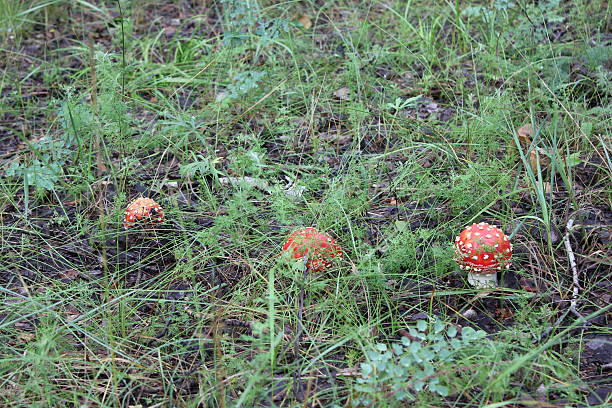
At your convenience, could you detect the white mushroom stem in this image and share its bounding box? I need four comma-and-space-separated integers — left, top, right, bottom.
467, 272, 498, 288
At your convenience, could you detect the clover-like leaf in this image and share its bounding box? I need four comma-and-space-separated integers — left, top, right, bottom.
416, 320, 428, 332
360, 362, 372, 376
375, 343, 388, 352
433, 320, 445, 334
413, 380, 425, 391
392, 344, 403, 355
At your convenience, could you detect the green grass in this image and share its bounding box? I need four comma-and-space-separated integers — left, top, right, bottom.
1, 0, 611, 406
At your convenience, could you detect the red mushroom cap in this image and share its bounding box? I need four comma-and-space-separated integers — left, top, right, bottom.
123, 197, 165, 229
281, 227, 343, 272
454, 222, 512, 274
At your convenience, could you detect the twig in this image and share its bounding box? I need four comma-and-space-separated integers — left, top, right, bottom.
536, 218, 585, 342
563, 218, 583, 320
88, 35, 106, 176
88, 34, 110, 282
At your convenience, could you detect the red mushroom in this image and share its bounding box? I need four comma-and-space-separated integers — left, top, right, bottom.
453, 222, 512, 288
123, 197, 165, 229
281, 227, 342, 272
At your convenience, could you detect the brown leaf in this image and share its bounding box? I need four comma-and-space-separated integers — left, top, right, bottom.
16, 333, 35, 343
517, 123, 533, 147
64, 303, 82, 322
297, 14, 312, 29
528, 148, 551, 174
495, 308, 514, 320
519, 277, 541, 293
59, 269, 79, 280
516, 123, 551, 173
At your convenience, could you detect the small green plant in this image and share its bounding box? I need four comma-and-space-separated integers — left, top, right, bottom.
441, 161, 510, 216
380, 228, 419, 276
221, 0, 261, 43
218, 70, 267, 103
179, 154, 221, 180
462, 0, 516, 19
220, 0, 292, 46
6, 138, 68, 191
6, 91, 84, 192
384, 95, 422, 114
227, 146, 267, 176
354, 320, 487, 406
160, 112, 207, 155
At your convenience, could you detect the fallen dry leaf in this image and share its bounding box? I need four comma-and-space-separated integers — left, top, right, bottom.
297, 14, 312, 29
528, 148, 551, 174
16, 333, 35, 344
515, 123, 551, 174
495, 308, 514, 320
517, 123, 534, 147
59, 269, 79, 280
519, 277, 541, 293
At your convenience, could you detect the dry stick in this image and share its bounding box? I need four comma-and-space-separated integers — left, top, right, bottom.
537, 218, 584, 342
88, 36, 98, 115
89, 35, 106, 176
564, 218, 583, 320
88, 35, 109, 282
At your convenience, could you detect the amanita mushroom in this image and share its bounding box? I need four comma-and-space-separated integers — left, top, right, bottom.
281, 227, 342, 272
123, 197, 165, 229
453, 222, 512, 288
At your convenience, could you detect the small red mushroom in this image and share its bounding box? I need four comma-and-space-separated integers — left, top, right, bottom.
123, 197, 165, 229
281, 227, 342, 272
453, 222, 512, 288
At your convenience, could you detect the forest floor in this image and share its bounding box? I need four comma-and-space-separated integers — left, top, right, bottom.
0, 1, 610, 407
